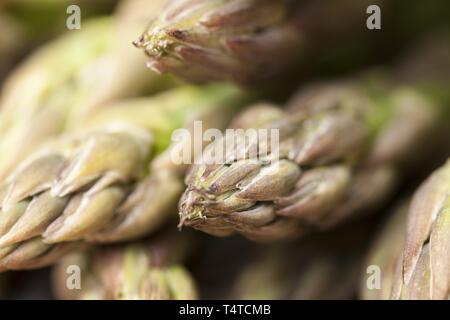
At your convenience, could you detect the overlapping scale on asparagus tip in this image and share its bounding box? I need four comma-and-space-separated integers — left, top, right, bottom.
0, 0, 170, 182
361, 160, 450, 300
133, 0, 385, 86
0, 85, 243, 270
179, 75, 443, 241
52, 232, 198, 300
0, 19, 111, 182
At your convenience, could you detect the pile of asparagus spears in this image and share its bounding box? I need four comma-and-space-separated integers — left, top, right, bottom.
0, 0, 449, 300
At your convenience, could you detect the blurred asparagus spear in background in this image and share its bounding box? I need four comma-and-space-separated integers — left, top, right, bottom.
0, 0, 116, 81
0, 18, 116, 181
0, 0, 116, 38
0, 0, 171, 182
361, 159, 450, 300
52, 232, 198, 300
197, 219, 374, 299
134, 0, 388, 87
179, 38, 450, 241
0, 84, 243, 270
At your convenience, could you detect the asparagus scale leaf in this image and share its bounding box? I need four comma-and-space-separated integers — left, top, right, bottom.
0, 84, 243, 270
179, 39, 450, 241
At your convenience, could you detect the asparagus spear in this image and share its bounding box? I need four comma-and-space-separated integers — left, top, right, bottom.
198, 219, 373, 299
134, 0, 387, 86
52, 232, 198, 300
361, 159, 450, 300
0, 0, 171, 181
0, 84, 243, 270
0, 272, 9, 299
359, 202, 408, 300
179, 38, 450, 241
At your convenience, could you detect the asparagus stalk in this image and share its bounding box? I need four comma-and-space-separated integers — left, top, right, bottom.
179, 39, 450, 241
0, 0, 171, 181
361, 159, 450, 300
52, 232, 198, 300
0, 84, 243, 270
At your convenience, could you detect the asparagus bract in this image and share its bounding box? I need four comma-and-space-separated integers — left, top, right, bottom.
359, 203, 408, 300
